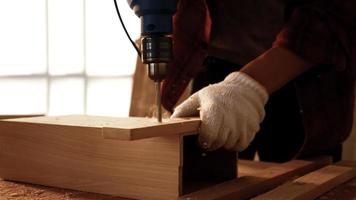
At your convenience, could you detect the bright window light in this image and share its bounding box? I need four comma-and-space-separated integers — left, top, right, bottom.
48, 0, 84, 75
49, 78, 85, 115
0, 0, 139, 117
0, 0, 47, 75
0, 78, 47, 114
87, 77, 132, 117
86, 0, 140, 76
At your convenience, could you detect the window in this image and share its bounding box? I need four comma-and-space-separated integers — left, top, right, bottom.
0, 0, 140, 117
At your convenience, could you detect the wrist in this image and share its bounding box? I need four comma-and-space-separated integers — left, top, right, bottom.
224, 71, 269, 105
240, 46, 312, 94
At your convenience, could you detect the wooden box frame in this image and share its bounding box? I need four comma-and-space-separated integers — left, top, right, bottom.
0, 115, 236, 199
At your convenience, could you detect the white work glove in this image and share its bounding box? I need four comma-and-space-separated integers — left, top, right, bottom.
171, 72, 269, 151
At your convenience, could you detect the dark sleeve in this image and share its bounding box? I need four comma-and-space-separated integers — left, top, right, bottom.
273, 0, 356, 70
161, 0, 211, 111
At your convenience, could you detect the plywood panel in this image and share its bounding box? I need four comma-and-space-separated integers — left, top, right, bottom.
0, 116, 189, 199
2, 115, 200, 140
0, 114, 43, 120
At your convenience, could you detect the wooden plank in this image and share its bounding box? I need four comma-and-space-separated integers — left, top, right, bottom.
0, 117, 186, 200
179, 157, 331, 200
238, 160, 278, 176
0, 114, 43, 120
253, 165, 356, 200
335, 160, 356, 168
2, 115, 200, 140
301, 161, 356, 200
317, 177, 356, 200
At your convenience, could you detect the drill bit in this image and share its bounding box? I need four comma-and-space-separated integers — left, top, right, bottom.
155, 81, 162, 122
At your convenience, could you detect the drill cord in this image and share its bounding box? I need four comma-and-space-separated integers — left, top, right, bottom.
113, 0, 142, 57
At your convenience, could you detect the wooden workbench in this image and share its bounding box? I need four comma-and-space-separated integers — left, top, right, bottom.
1, 159, 355, 200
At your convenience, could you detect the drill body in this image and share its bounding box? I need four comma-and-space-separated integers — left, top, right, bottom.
128, 0, 176, 81
127, 0, 177, 121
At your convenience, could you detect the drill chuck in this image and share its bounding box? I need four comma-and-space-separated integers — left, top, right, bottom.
148, 63, 168, 81
142, 36, 172, 81
141, 36, 172, 63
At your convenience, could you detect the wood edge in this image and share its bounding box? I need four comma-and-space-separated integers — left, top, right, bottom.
102, 128, 132, 140
335, 160, 356, 168
0, 114, 45, 120
0, 120, 103, 136
251, 157, 331, 179
238, 160, 279, 176
103, 119, 200, 141
1, 115, 200, 141
303, 165, 356, 192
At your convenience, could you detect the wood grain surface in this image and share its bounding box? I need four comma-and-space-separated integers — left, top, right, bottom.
0, 115, 199, 199
1, 115, 200, 140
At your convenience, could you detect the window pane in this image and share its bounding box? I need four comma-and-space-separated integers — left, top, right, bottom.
0, 0, 46, 75
87, 78, 132, 117
48, 78, 84, 115
48, 0, 84, 75
0, 78, 47, 114
86, 0, 140, 76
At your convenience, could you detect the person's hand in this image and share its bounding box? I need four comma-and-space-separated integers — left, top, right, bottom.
171, 72, 269, 151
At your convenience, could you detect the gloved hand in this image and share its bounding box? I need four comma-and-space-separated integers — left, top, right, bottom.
171, 72, 269, 151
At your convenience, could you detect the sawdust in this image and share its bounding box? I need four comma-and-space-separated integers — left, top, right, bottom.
0, 180, 131, 200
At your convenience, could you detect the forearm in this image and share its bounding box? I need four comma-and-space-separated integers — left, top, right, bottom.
240, 46, 312, 94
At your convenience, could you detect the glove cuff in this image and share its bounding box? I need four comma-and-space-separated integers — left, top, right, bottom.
224, 72, 269, 105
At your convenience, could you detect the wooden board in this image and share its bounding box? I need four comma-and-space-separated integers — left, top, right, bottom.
1, 115, 200, 140
316, 174, 356, 199
0, 115, 200, 199
178, 157, 331, 200
238, 160, 278, 176
253, 165, 356, 200
0, 114, 43, 120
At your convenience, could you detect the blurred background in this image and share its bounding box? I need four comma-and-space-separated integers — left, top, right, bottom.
0, 0, 355, 161
0, 0, 140, 117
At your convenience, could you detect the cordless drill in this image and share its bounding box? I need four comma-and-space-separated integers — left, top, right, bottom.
127, 0, 177, 122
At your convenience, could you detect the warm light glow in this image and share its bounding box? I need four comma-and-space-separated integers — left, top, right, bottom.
0, 0, 139, 117
0, 0, 47, 75
49, 78, 85, 115
48, 0, 85, 75
86, 0, 140, 76
0, 78, 47, 114
87, 78, 132, 117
